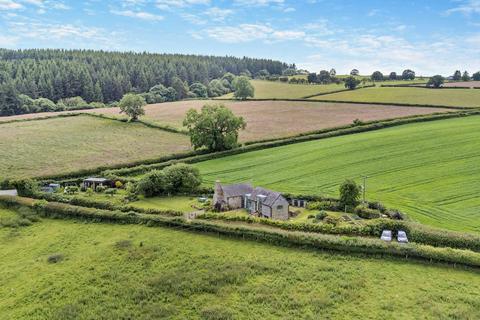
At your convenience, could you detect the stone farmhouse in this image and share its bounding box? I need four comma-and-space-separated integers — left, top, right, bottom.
213, 181, 289, 220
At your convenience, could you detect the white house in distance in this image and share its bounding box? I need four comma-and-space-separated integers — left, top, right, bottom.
213, 181, 289, 220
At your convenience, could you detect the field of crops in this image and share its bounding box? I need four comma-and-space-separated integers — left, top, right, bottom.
311, 87, 480, 108
194, 116, 480, 233
221, 80, 346, 99
1, 210, 479, 319
105, 100, 451, 142
1, 100, 451, 143
0, 116, 190, 178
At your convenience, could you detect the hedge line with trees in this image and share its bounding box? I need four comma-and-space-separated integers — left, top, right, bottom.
1, 195, 479, 268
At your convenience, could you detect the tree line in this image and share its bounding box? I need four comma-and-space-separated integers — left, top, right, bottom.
0, 49, 287, 116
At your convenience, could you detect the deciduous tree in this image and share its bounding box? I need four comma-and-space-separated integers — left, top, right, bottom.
233, 76, 254, 100
183, 104, 246, 151
118, 93, 146, 121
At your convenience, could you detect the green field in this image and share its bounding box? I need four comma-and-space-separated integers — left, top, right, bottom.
0, 116, 190, 178
310, 87, 480, 108
221, 80, 345, 99
194, 116, 480, 233
1, 209, 479, 319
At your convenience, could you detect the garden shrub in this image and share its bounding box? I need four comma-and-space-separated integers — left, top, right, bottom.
138, 164, 201, 197
354, 205, 381, 219
64, 186, 79, 195
11, 179, 38, 197
315, 211, 327, 221
95, 185, 107, 193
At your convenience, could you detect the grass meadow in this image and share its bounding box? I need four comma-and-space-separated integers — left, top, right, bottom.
18, 100, 449, 143
0, 116, 190, 178
220, 80, 346, 99
194, 116, 480, 233
310, 86, 480, 108
1, 209, 479, 319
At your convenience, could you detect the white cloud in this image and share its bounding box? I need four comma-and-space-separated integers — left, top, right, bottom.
156, 0, 210, 10
0, 34, 19, 47
233, 0, 283, 6
446, 0, 480, 15
111, 9, 164, 21
0, 0, 23, 10
204, 7, 233, 21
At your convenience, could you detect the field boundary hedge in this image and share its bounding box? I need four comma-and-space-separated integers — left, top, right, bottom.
306, 97, 476, 110
0, 112, 84, 126
101, 110, 480, 178
1, 195, 479, 268
300, 84, 376, 99
21, 189, 480, 253
196, 212, 480, 252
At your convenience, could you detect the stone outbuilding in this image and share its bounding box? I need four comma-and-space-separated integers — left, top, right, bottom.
213, 181, 289, 220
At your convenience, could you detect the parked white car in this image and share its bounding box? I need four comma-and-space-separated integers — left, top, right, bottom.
397, 230, 408, 243
380, 230, 392, 242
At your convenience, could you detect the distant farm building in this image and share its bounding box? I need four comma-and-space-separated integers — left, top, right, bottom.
82, 177, 111, 190
213, 181, 289, 220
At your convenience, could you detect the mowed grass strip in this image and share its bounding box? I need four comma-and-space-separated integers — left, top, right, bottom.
14, 100, 450, 143
0, 115, 190, 178
220, 80, 346, 99
310, 86, 480, 108
194, 116, 480, 233
1, 217, 479, 319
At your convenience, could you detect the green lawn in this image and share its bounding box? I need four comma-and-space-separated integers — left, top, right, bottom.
0, 115, 190, 179
310, 86, 480, 108
221, 80, 346, 99
1, 214, 479, 319
131, 196, 200, 212
194, 116, 480, 233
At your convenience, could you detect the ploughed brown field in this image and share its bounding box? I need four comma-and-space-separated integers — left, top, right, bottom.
442, 81, 480, 88
1, 100, 455, 142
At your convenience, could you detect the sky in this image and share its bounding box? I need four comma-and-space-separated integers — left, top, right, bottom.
0, 0, 479, 75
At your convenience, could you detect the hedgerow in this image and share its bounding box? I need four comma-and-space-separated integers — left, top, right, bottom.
196, 212, 480, 252
31, 192, 184, 217
1, 195, 479, 268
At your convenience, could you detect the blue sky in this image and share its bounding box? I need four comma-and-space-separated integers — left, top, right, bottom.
0, 0, 479, 75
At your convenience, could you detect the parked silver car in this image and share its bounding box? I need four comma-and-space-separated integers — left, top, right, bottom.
380, 230, 392, 242
397, 230, 408, 243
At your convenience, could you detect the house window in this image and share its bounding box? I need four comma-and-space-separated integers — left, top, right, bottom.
277, 205, 283, 210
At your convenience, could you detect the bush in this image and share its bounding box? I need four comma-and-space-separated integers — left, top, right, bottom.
315, 211, 327, 221
306, 200, 340, 211
137, 170, 169, 197
323, 216, 341, 226
64, 186, 79, 195
11, 179, 38, 197
95, 185, 107, 193
354, 205, 381, 219
163, 163, 202, 194
339, 180, 361, 208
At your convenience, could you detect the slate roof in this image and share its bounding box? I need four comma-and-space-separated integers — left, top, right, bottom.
84, 177, 109, 183
251, 187, 285, 207
221, 183, 253, 198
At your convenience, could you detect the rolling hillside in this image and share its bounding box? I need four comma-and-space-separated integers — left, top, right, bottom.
194, 116, 480, 232
310, 87, 480, 108
1, 210, 479, 319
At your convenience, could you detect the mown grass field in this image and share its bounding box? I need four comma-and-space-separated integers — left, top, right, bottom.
0, 116, 190, 178
310, 86, 480, 108
15, 100, 448, 143
194, 116, 480, 233
1, 210, 479, 319
221, 80, 346, 99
